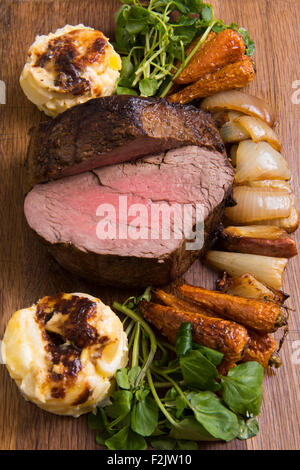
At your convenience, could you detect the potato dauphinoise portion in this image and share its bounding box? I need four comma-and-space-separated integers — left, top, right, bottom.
1, 293, 128, 417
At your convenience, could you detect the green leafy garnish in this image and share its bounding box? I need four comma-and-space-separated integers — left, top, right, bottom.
88, 288, 264, 450
221, 362, 264, 417
114, 0, 255, 97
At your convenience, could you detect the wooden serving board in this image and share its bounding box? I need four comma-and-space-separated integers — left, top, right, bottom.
0, 0, 299, 450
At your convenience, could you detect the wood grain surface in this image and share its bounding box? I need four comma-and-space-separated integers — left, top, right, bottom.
0, 0, 299, 450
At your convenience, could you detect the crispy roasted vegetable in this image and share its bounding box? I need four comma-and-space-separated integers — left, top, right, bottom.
178, 285, 287, 334
201, 90, 275, 126
217, 273, 289, 305
221, 226, 298, 258
206, 250, 288, 290
252, 205, 300, 234
139, 301, 249, 364
219, 111, 250, 143
168, 56, 255, 104
243, 331, 280, 369
155, 288, 281, 370
154, 289, 208, 315
175, 29, 245, 85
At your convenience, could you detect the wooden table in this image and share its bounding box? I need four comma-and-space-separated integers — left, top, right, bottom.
0, 0, 299, 450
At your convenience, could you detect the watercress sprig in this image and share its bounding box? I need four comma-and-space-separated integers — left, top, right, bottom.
114, 0, 255, 97
88, 289, 264, 450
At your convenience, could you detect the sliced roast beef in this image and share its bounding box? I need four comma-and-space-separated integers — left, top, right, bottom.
24, 146, 234, 288
27, 95, 225, 186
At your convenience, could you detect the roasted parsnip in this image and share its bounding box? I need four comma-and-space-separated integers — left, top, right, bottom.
175, 29, 245, 85
139, 301, 249, 364
168, 56, 255, 104
221, 225, 298, 258
243, 331, 280, 369
216, 273, 289, 305
205, 250, 288, 289
155, 288, 282, 369
178, 285, 287, 334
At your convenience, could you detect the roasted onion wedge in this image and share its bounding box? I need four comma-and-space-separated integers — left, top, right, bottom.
234, 115, 281, 151
226, 186, 292, 224
220, 225, 298, 258
219, 111, 250, 143
217, 273, 289, 305
248, 205, 299, 233
245, 180, 293, 193
206, 250, 288, 289
201, 90, 275, 126
234, 141, 291, 183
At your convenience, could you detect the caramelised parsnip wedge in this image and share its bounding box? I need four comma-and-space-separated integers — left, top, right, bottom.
217, 273, 289, 305
205, 250, 288, 290
243, 331, 280, 369
221, 225, 298, 258
139, 300, 249, 364
234, 115, 281, 151
175, 29, 246, 85
201, 90, 275, 126
177, 285, 287, 334
155, 288, 282, 369
168, 56, 255, 104
226, 186, 292, 224
234, 141, 291, 183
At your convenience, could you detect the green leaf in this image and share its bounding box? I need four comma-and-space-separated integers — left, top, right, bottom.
177, 440, 199, 450
105, 390, 133, 419
169, 417, 219, 442
88, 410, 105, 431
139, 78, 159, 97
105, 426, 147, 450
128, 365, 142, 388
237, 417, 259, 440
150, 438, 177, 450
175, 322, 192, 357
131, 396, 159, 436
180, 350, 220, 391
116, 368, 130, 390
189, 391, 240, 441
200, 4, 213, 24
193, 343, 223, 366
221, 362, 264, 417
116, 86, 138, 96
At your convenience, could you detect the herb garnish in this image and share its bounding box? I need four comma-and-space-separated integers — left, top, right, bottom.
114, 0, 255, 97
88, 289, 263, 450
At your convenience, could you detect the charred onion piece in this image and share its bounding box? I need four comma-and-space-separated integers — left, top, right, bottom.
234, 141, 291, 183
168, 56, 255, 104
221, 225, 298, 258
216, 273, 289, 305
252, 205, 300, 234
201, 90, 275, 126
178, 285, 287, 334
219, 111, 250, 143
139, 300, 249, 364
175, 29, 245, 85
234, 115, 281, 151
206, 250, 288, 290
226, 186, 292, 224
